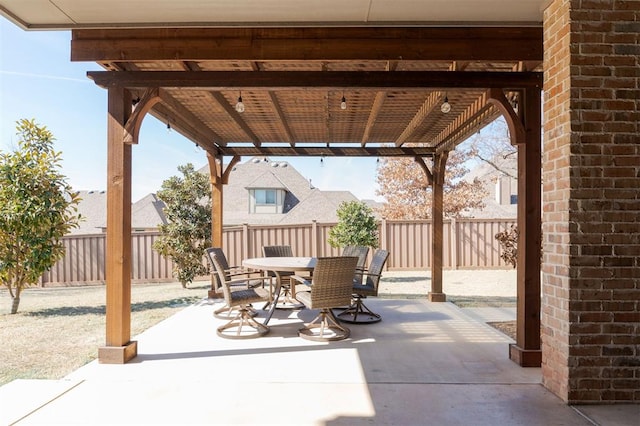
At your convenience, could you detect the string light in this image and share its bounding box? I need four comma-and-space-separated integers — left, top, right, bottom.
235, 91, 245, 113
340, 94, 347, 110
166, 122, 172, 133
441, 94, 451, 114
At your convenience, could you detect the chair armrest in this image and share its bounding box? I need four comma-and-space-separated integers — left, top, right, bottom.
225, 266, 260, 277
290, 274, 312, 287
226, 275, 272, 288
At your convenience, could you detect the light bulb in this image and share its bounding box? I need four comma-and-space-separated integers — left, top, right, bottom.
235, 96, 245, 113
340, 96, 347, 110
166, 122, 172, 133
441, 96, 451, 114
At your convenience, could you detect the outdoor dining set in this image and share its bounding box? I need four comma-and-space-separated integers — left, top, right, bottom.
205, 245, 389, 341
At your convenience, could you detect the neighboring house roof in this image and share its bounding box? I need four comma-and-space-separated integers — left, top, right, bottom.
282, 190, 358, 224
361, 199, 384, 218
219, 157, 316, 225
71, 190, 107, 235
70, 191, 168, 234
131, 193, 167, 230
246, 171, 288, 190
463, 156, 518, 219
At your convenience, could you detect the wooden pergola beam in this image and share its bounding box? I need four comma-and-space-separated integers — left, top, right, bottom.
433, 90, 499, 153
361, 91, 386, 146
216, 146, 435, 157
209, 91, 261, 146
148, 104, 219, 154
87, 71, 543, 90
268, 92, 295, 146
71, 27, 542, 62
395, 91, 442, 146
156, 89, 223, 149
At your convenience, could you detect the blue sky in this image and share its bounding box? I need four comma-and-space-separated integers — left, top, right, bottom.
0, 18, 382, 202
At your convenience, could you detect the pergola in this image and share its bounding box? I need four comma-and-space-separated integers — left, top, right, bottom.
1, 3, 544, 367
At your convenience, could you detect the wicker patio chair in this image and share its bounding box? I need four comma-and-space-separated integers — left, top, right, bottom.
262, 245, 302, 308
205, 247, 265, 319
292, 256, 358, 341
341, 245, 369, 284
337, 249, 389, 324
209, 249, 272, 339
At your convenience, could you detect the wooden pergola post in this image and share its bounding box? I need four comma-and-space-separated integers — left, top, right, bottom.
99, 87, 137, 364
207, 153, 239, 298
429, 151, 448, 302
207, 153, 224, 298
208, 153, 224, 248
510, 87, 542, 366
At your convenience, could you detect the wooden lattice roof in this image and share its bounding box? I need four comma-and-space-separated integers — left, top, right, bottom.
74, 27, 543, 158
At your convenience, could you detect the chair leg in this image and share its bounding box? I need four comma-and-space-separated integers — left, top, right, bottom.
214, 303, 257, 319
336, 296, 381, 324
275, 282, 303, 309
217, 306, 270, 339
299, 308, 350, 341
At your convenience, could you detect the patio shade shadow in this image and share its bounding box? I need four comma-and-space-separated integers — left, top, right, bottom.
25, 297, 200, 317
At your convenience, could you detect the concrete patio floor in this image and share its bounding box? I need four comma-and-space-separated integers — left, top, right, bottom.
3, 293, 638, 425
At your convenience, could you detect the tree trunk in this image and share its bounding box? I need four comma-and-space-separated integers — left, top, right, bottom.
11, 296, 20, 314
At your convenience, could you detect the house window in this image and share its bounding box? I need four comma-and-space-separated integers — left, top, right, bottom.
255, 189, 277, 205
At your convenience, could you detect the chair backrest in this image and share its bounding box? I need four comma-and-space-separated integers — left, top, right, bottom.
364, 249, 389, 293
206, 249, 233, 302
309, 256, 358, 309
342, 245, 369, 284
205, 247, 233, 290
342, 246, 369, 271
262, 245, 294, 277
262, 245, 294, 257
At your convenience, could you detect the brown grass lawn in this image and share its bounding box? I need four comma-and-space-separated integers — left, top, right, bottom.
0, 281, 209, 386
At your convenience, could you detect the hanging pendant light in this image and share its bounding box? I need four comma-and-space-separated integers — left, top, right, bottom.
441, 95, 451, 114
235, 92, 245, 113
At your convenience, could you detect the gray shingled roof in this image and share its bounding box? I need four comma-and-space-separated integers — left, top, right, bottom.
462, 156, 517, 219
280, 189, 358, 224
70, 191, 168, 234
245, 171, 288, 190
131, 193, 167, 229
70, 190, 107, 235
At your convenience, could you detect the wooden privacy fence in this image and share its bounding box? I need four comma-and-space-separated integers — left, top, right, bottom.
40, 218, 516, 286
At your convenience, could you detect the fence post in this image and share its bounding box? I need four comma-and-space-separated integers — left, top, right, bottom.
379, 218, 388, 269
451, 218, 458, 270
311, 220, 318, 257
242, 223, 249, 259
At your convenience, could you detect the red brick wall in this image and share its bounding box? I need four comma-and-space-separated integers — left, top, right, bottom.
542, 0, 640, 403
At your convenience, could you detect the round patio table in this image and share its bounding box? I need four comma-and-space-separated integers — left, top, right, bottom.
242, 257, 316, 324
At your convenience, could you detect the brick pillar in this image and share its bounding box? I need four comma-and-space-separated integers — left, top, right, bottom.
542, 0, 639, 403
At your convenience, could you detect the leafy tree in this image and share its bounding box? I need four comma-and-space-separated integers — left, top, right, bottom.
376, 147, 487, 219
0, 119, 81, 314
328, 201, 379, 249
153, 164, 211, 288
